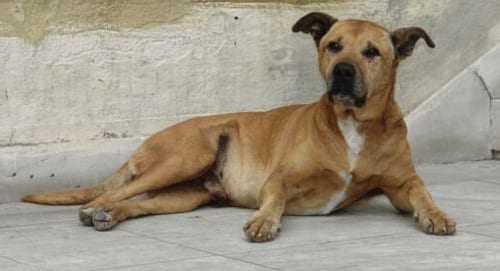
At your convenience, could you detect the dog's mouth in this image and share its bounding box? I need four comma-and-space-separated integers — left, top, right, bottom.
327, 62, 366, 108
327, 78, 367, 108
329, 93, 357, 108
329, 93, 366, 108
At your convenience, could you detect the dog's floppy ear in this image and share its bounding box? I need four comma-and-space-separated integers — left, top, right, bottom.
292, 12, 337, 47
391, 27, 435, 60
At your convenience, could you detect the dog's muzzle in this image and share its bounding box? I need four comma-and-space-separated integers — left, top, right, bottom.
327, 62, 366, 108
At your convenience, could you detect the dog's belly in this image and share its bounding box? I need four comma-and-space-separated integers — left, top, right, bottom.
216, 143, 354, 212
219, 167, 263, 209
217, 150, 265, 209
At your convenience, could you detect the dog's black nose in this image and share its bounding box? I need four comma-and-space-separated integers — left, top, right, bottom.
333, 62, 355, 80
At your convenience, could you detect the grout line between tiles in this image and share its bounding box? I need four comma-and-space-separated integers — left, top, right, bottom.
460, 220, 500, 229
89, 255, 216, 271
459, 229, 500, 240
121, 229, 280, 270
0, 220, 76, 230
224, 231, 413, 257
0, 255, 54, 271
472, 179, 500, 187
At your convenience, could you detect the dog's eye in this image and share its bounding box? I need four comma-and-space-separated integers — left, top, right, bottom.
363, 47, 380, 58
327, 42, 342, 53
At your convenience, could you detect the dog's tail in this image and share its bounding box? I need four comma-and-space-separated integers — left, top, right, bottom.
21, 162, 133, 205
21, 184, 106, 205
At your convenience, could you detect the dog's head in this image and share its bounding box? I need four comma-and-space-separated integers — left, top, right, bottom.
293, 12, 435, 109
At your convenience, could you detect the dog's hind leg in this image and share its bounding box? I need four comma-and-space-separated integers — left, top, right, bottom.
82, 134, 219, 210
91, 182, 212, 231
80, 120, 232, 228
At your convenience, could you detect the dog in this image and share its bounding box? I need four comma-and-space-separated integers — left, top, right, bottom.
22, 12, 456, 242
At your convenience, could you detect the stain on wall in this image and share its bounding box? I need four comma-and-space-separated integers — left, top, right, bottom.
0, 0, 364, 45
0, 0, 190, 44
197, 0, 345, 4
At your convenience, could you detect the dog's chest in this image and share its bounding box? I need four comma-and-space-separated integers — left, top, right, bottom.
337, 116, 364, 171
302, 117, 365, 215
318, 117, 363, 214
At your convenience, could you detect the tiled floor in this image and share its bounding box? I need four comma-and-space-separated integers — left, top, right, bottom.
1, 161, 499, 270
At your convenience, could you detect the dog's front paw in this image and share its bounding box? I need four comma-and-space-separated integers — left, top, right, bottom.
415, 208, 456, 235
243, 214, 281, 242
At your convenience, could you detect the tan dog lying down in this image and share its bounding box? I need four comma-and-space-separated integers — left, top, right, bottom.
23, 12, 456, 242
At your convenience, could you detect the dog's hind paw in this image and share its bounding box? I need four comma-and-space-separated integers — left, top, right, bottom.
79, 207, 95, 226
92, 206, 118, 231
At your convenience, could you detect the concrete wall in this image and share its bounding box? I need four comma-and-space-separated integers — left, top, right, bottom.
1, 1, 499, 202
1, 0, 499, 146
407, 44, 500, 164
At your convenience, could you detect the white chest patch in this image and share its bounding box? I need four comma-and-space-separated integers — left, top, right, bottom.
300, 117, 365, 216
337, 116, 364, 171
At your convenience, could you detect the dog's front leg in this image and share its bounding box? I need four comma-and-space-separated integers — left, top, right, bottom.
244, 174, 286, 242
382, 175, 456, 235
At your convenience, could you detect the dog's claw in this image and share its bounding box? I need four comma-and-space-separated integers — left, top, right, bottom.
427, 219, 434, 233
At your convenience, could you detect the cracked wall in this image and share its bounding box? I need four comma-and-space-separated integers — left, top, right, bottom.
478, 45, 500, 159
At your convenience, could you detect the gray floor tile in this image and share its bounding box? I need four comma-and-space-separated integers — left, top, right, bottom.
120, 206, 417, 255
438, 198, 500, 227
426, 179, 500, 202
94, 256, 275, 271
349, 194, 500, 227
0, 203, 76, 228
0, 161, 499, 270
0, 223, 208, 271
0, 256, 49, 271
462, 222, 500, 239
228, 232, 500, 271
418, 160, 500, 185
